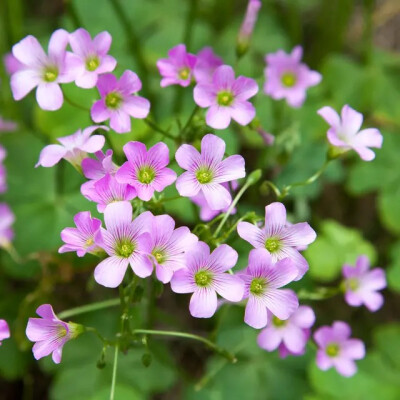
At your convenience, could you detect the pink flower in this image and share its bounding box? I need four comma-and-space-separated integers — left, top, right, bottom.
94, 202, 153, 287
0, 320, 10, 345
10, 30, 81, 110
116, 141, 177, 201
69, 28, 117, 88
240, 249, 298, 329
257, 306, 315, 356
314, 321, 365, 377
264, 46, 321, 108
342, 255, 386, 312
59, 211, 102, 257
26, 304, 83, 364
0, 116, 17, 132
91, 70, 150, 133
194, 65, 258, 129
145, 213, 198, 283
170, 242, 244, 318
0, 203, 14, 248
157, 44, 197, 87
35, 125, 107, 169
0, 146, 7, 194
193, 47, 223, 84
190, 181, 238, 221
318, 105, 383, 161
237, 0, 262, 56
81, 173, 137, 212
237, 202, 316, 280
175, 134, 245, 210
256, 127, 275, 146
82, 150, 118, 181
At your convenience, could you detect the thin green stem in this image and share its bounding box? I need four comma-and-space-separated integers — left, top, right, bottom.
62, 90, 90, 112
85, 326, 109, 344
133, 329, 237, 363
144, 118, 177, 141
58, 298, 120, 320
110, 343, 119, 400
181, 105, 199, 135
297, 286, 340, 301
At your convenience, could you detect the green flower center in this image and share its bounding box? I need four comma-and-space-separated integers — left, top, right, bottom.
152, 249, 166, 264
281, 72, 297, 87
116, 239, 135, 258
272, 316, 287, 327
326, 343, 340, 357
217, 90, 234, 106
57, 325, 68, 338
346, 278, 359, 291
196, 167, 213, 184
85, 237, 94, 247
178, 67, 190, 80
265, 238, 281, 253
43, 66, 59, 82
250, 277, 267, 296
194, 269, 213, 287
137, 166, 156, 184
86, 56, 100, 71
105, 92, 123, 109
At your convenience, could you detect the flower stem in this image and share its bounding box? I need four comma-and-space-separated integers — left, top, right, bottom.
213, 169, 262, 238
133, 329, 237, 363
58, 298, 120, 320
144, 118, 177, 141
297, 286, 340, 301
109, 343, 119, 400
181, 105, 199, 136
62, 90, 90, 112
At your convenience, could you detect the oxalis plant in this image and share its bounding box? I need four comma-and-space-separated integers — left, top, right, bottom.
0, 0, 389, 399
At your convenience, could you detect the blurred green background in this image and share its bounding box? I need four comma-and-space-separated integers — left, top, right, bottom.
0, 0, 400, 399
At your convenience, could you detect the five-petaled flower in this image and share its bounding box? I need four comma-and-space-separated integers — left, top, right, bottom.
93, 202, 153, 287
314, 321, 365, 377
175, 134, 245, 210
318, 104, 383, 161
69, 28, 117, 88
257, 305, 315, 357
157, 44, 197, 87
237, 202, 316, 280
36, 125, 107, 169
342, 255, 386, 312
26, 304, 83, 364
59, 211, 102, 257
194, 65, 258, 129
240, 248, 299, 329
145, 213, 198, 283
116, 141, 177, 201
264, 46, 321, 108
10, 30, 81, 110
91, 70, 150, 133
170, 242, 244, 318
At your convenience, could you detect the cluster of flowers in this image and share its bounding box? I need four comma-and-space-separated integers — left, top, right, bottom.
1, 0, 386, 379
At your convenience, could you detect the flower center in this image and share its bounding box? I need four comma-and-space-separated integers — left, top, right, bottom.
116, 239, 135, 258
272, 316, 287, 327
250, 277, 267, 295
281, 72, 297, 87
43, 66, 59, 82
105, 92, 123, 109
86, 56, 100, 71
57, 324, 68, 338
152, 249, 166, 264
196, 167, 213, 184
178, 67, 190, 80
265, 238, 281, 253
346, 277, 359, 291
85, 237, 94, 247
194, 269, 213, 287
137, 166, 156, 184
326, 343, 340, 357
217, 90, 234, 106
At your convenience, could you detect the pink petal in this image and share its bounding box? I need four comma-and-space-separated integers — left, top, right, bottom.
152, 168, 177, 191
147, 142, 170, 168
233, 76, 259, 100
230, 100, 256, 126
175, 144, 201, 171
291, 306, 315, 328
36, 144, 67, 167
69, 28, 92, 56
341, 339, 365, 360
257, 327, 282, 351
245, 296, 268, 329
213, 65, 235, 89
213, 273, 244, 302
110, 110, 131, 133
282, 326, 307, 353
48, 29, 69, 62
332, 321, 351, 340
354, 128, 382, 149
176, 171, 201, 197
103, 201, 132, 232
119, 70, 142, 93
91, 100, 110, 123
264, 202, 287, 236
341, 105, 363, 136
129, 253, 153, 278
266, 258, 298, 288
353, 146, 376, 161
79, 135, 105, 153
12, 35, 46, 67
201, 134, 226, 164
189, 288, 218, 318
363, 291, 384, 312
237, 222, 266, 248
316, 350, 333, 370
36, 304, 57, 320
193, 84, 215, 107
96, 55, 117, 74
362, 268, 386, 291
123, 96, 150, 119
201, 183, 231, 210
170, 269, 196, 293
333, 358, 357, 377
206, 105, 231, 129
10, 70, 40, 100
94, 256, 129, 288
96, 73, 117, 96
93, 31, 112, 55
36, 83, 63, 111
76, 71, 98, 89
318, 106, 341, 129
263, 289, 298, 320
209, 244, 238, 272
282, 222, 316, 248
215, 155, 246, 183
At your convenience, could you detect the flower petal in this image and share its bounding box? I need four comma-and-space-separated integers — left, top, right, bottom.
36, 144, 67, 168
176, 171, 201, 197
189, 288, 218, 318
264, 202, 287, 236
36, 83, 63, 111
244, 296, 268, 329
237, 222, 265, 248
94, 256, 129, 288
262, 289, 298, 320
